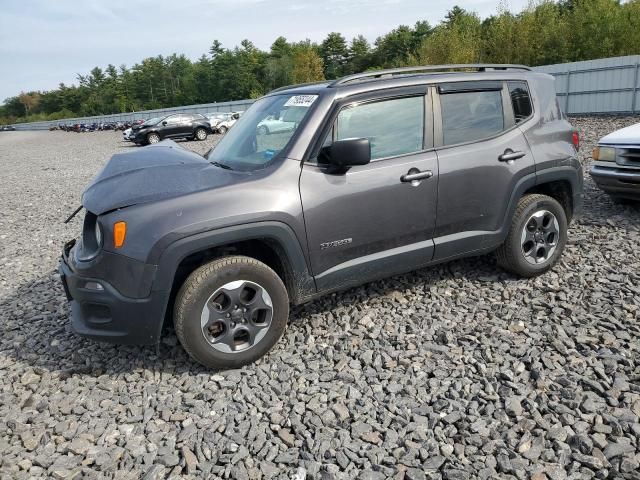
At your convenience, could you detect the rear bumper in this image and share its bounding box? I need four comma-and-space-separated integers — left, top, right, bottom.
59, 240, 168, 345
590, 165, 640, 199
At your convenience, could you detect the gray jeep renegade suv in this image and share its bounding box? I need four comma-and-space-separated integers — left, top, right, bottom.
60, 64, 583, 369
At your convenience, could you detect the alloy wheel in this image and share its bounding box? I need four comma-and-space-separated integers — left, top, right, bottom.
200, 280, 273, 353
520, 209, 560, 265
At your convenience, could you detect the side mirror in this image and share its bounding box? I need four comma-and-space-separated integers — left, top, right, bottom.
321, 138, 371, 172
162, 121, 168, 126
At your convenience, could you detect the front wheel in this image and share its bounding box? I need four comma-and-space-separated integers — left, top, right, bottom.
218, 125, 228, 135
195, 127, 208, 141
496, 194, 568, 277
147, 132, 160, 144
174, 256, 289, 369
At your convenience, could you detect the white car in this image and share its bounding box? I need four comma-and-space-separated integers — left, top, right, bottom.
207, 112, 242, 134
257, 115, 296, 135
590, 121, 640, 201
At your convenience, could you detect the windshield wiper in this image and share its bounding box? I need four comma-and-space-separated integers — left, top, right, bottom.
210, 161, 233, 170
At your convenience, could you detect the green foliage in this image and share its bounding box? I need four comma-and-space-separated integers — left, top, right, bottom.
3, 0, 640, 124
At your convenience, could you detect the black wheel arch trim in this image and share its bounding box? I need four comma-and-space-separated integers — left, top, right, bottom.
432, 165, 582, 261
151, 221, 317, 305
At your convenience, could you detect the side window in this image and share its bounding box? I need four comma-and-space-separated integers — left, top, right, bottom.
440, 90, 504, 146
508, 81, 533, 123
335, 96, 424, 161
164, 115, 180, 125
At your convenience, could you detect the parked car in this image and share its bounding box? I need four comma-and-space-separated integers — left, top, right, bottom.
122, 117, 159, 142
60, 64, 582, 369
256, 114, 297, 135
132, 113, 211, 145
2, 125, 16, 131
590, 122, 640, 201
213, 112, 242, 134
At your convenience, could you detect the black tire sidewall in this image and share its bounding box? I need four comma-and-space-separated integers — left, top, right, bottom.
195, 128, 207, 140
506, 196, 568, 276
175, 260, 289, 369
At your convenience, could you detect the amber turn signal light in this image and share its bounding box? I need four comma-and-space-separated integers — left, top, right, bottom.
113, 221, 127, 248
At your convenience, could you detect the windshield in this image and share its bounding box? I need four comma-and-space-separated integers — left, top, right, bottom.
207, 94, 318, 171
143, 117, 162, 126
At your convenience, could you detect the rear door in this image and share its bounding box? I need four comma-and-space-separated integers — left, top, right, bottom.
300, 87, 439, 292
432, 80, 535, 260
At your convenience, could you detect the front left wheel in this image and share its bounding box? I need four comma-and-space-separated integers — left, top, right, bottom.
195, 127, 208, 141
174, 256, 289, 369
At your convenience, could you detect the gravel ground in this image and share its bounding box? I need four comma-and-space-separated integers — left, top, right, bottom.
0, 118, 639, 480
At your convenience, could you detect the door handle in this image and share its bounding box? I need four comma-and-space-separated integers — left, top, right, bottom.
499, 150, 526, 162
401, 169, 433, 183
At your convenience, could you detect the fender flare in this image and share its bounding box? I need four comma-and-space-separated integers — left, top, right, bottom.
151, 221, 316, 304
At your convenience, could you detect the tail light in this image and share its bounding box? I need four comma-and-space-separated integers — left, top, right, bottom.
572, 131, 580, 151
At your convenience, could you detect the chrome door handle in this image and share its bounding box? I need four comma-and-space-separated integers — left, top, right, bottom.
499, 150, 526, 162
401, 170, 433, 183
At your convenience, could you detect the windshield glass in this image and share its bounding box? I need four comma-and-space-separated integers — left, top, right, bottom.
143, 117, 162, 126
207, 94, 318, 171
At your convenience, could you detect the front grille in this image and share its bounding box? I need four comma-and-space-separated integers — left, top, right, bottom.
618, 146, 640, 166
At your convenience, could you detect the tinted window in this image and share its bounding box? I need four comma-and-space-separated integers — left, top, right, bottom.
440, 90, 504, 146
336, 96, 424, 160
164, 115, 181, 125
508, 81, 533, 123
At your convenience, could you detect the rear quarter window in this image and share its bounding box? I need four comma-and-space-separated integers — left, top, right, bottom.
508, 81, 533, 123
440, 90, 504, 146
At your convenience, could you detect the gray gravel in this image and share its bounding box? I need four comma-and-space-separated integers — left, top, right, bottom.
0, 119, 639, 479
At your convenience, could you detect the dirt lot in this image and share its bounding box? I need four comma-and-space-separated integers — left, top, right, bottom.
0, 119, 639, 479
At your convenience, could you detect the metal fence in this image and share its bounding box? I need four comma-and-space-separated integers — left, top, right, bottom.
533, 55, 640, 115
8, 55, 640, 130
10, 99, 255, 131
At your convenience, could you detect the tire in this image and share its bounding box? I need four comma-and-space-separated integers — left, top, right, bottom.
218, 125, 228, 135
174, 256, 289, 369
195, 127, 208, 141
257, 125, 268, 135
147, 132, 160, 144
496, 194, 567, 278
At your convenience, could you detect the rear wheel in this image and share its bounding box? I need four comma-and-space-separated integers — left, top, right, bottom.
147, 132, 160, 144
195, 127, 208, 141
496, 194, 567, 277
218, 125, 228, 135
174, 256, 289, 369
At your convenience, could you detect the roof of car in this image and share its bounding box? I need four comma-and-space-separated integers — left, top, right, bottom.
267, 64, 545, 98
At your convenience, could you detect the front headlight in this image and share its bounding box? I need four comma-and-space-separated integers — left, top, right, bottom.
593, 146, 616, 162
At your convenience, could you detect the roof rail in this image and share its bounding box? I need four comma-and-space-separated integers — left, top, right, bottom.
269, 80, 329, 94
330, 64, 532, 87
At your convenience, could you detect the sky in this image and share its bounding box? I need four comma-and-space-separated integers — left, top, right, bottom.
0, 0, 530, 101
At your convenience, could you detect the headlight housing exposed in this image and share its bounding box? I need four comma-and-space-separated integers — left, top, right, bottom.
592, 146, 616, 162
76, 212, 102, 261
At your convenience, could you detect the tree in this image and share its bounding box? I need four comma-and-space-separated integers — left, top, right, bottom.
320, 32, 348, 78
292, 46, 325, 84
417, 8, 482, 64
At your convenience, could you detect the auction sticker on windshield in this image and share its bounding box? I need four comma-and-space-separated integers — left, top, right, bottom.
284, 95, 318, 108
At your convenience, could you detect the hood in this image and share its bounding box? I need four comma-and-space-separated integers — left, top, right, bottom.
600, 122, 640, 145
82, 140, 241, 214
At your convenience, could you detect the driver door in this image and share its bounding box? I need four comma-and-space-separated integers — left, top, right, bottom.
300, 88, 439, 292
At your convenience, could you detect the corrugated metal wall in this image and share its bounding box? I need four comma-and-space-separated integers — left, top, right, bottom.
8, 55, 640, 130
533, 55, 640, 115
